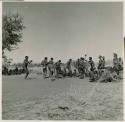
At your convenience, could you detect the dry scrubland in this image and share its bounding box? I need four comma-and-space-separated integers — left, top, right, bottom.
2, 71, 123, 120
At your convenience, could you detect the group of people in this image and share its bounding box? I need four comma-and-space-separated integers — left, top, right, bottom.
2, 66, 25, 75
23, 53, 123, 80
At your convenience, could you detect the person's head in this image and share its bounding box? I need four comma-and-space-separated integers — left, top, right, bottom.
113, 53, 117, 58
80, 57, 84, 60
98, 55, 102, 59
59, 60, 61, 63
45, 57, 47, 60
51, 57, 53, 61
25, 56, 28, 60
119, 57, 122, 61
69, 59, 72, 62
89, 57, 92, 61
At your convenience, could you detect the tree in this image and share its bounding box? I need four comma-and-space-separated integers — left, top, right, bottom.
2, 13, 25, 58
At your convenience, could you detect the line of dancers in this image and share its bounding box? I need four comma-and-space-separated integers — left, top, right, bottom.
23, 53, 123, 80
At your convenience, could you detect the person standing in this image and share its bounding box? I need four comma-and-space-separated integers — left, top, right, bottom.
97, 55, 103, 77
23, 56, 32, 79
76, 58, 80, 74
41, 57, 48, 78
48, 58, 55, 78
88, 57, 96, 80
66, 59, 72, 77
79, 57, 86, 78
88, 57, 95, 72
118, 57, 123, 70
113, 53, 119, 75
55, 60, 62, 77
102, 56, 105, 68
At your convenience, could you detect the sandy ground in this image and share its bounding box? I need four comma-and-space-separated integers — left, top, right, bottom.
2, 73, 123, 120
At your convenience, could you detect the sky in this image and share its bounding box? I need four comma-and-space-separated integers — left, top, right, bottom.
3, 2, 123, 63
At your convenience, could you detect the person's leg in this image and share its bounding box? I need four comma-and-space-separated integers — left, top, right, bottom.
89, 71, 94, 81
78, 67, 80, 75
25, 68, 29, 79
59, 67, 61, 74
48, 67, 51, 77
43, 68, 46, 78
51, 69, 55, 79
79, 67, 84, 78
69, 66, 72, 77
98, 69, 101, 77
114, 66, 119, 76
51, 70, 53, 76
45, 67, 48, 77
81, 68, 85, 78
45, 67, 47, 75
83, 68, 86, 78
116, 69, 119, 75
79, 67, 82, 76
67, 67, 70, 76
56, 68, 59, 77
84, 68, 87, 77
49, 68, 52, 78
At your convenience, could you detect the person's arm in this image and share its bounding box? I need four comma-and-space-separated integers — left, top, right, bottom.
84, 59, 88, 62
46, 62, 49, 65
41, 60, 43, 66
55, 62, 58, 66
28, 60, 32, 64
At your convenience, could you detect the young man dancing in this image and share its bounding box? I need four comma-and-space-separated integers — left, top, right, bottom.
66, 59, 72, 77
48, 58, 55, 78
41, 57, 48, 78
23, 56, 32, 79
55, 60, 62, 78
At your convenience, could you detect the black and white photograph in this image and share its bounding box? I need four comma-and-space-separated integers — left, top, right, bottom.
2, 1, 123, 120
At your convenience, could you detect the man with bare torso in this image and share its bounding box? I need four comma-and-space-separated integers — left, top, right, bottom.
23, 56, 32, 79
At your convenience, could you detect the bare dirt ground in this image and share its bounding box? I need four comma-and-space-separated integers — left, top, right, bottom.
2, 73, 123, 120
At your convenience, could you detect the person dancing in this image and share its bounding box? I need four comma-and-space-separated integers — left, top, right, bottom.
23, 56, 32, 79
